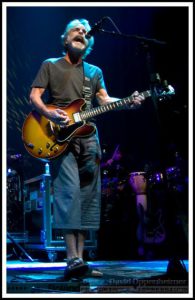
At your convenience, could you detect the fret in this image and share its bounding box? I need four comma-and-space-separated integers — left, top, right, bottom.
80, 89, 151, 121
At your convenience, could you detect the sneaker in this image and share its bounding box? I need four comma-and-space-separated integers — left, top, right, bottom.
64, 257, 89, 281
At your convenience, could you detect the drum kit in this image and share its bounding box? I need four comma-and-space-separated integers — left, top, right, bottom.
128, 165, 185, 249
101, 153, 186, 251
129, 165, 183, 194
102, 164, 182, 201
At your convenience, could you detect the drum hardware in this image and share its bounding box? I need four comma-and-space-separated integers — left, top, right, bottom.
147, 166, 184, 191
164, 165, 185, 192
102, 174, 127, 194
148, 172, 164, 187
166, 166, 181, 182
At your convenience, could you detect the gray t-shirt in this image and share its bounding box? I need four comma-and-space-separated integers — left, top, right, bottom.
31, 57, 106, 107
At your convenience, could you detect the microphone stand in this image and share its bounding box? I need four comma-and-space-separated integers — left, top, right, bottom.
98, 28, 166, 132
98, 29, 167, 46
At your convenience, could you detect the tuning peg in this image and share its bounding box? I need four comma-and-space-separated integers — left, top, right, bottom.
167, 85, 175, 95
162, 80, 175, 95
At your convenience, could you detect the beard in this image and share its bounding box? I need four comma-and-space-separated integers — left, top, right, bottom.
69, 44, 86, 58
66, 35, 87, 57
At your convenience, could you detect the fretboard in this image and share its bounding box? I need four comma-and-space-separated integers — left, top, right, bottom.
80, 90, 151, 121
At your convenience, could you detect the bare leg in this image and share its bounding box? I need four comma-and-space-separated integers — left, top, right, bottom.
77, 230, 87, 260
64, 230, 78, 259
64, 229, 87, 260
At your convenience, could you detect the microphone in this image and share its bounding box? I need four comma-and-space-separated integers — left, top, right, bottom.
85, 17, 106, 39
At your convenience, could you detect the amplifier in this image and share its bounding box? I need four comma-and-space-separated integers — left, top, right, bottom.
23, 174, 97, 261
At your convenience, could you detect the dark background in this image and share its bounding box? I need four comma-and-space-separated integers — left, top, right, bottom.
6, 5, 190, 260
7, 5, 189, 179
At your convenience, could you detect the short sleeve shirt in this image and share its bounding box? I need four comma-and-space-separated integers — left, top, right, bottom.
31, 57, 106, 106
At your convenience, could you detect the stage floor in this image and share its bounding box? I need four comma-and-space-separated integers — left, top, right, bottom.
6, 259, 189, 295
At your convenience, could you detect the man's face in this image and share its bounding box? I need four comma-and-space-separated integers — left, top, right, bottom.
66, 24, 88, 53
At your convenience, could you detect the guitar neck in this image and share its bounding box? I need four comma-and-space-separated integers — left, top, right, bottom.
80, 90, 151, 121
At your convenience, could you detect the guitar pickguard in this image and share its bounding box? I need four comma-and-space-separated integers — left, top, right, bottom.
49, 121, 85, 142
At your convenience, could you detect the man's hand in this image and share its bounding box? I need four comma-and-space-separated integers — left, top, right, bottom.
131, 91, 145, 108
47, 108, 70, 126
29, 87, 70, 126
96, 88, 145, 110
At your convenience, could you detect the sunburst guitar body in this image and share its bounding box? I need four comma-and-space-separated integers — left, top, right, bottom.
22, 99, 95, 161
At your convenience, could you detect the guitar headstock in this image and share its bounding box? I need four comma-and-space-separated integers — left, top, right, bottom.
157, 84, 175, 102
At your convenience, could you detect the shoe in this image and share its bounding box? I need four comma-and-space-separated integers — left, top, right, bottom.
64, 257, 89, 281
86, 268, 103, 277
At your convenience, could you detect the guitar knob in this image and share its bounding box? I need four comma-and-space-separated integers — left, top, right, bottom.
38, 148, 43, 154
26, 143, 34, 149
46, 142, 50, 148
54, 147, 59, 153
46, 153, 51, 158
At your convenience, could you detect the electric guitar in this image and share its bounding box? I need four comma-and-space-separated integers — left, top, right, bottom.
22, 88, 174, 161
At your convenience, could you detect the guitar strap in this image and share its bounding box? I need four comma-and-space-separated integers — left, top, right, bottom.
82, 61, 93, 110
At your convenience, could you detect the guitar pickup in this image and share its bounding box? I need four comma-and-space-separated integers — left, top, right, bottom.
73, 112, 82, 122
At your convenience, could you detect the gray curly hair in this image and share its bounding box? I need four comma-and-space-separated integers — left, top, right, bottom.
61, 19, 95, 59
